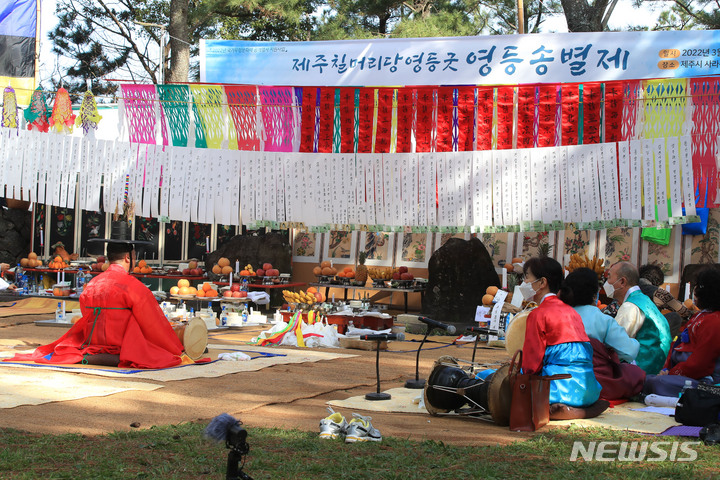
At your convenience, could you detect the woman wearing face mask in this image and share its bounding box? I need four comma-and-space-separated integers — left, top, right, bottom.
520, 257, 604, 416
559, 267, 645, 401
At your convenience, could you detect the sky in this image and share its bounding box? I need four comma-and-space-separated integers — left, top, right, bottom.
35, 0, 662, 86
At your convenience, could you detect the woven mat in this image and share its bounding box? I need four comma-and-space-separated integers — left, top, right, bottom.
328, 387, 427, 414
0, 368, 161, 409
0, 345, 357, 382
0, 297, 80, 317
329, 393, 681, 435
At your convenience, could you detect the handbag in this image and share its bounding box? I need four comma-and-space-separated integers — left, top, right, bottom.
508, 350, 571, 432
675, 384, 720, 427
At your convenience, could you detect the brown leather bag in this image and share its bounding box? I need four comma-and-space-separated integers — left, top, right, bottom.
508, 350, 571, 432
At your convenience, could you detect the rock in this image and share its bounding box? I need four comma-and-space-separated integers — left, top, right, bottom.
421, 237, 500, 326
0, 207, 31, 265
205, 231, 291, 280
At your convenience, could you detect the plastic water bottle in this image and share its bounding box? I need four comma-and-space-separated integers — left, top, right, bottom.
220, 306, 228, 326
241, 306, 249, 323
679, 379, 693, 398
75, 268, 85, 294
55, 302, 65, 323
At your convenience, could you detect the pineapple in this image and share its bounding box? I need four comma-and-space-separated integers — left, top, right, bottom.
356, 252, 368, 284
538, 242, 552, 258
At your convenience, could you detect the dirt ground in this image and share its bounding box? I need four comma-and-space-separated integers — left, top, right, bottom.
0, 312, 533, 446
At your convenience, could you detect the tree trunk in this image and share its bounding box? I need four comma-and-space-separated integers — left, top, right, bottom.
167, 0, 190, 83
560, 0, 611, 32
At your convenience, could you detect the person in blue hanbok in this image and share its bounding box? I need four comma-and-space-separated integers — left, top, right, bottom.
519, 257, 604, 415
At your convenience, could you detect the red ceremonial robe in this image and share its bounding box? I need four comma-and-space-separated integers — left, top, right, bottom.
9, 264, 184, 369
522, 295, 591, 374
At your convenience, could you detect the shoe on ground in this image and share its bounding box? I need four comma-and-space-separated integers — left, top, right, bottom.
319, 407, 347, 439
345, 413, 382, 443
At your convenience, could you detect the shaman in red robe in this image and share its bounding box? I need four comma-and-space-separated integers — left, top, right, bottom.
10, 264, 184, 369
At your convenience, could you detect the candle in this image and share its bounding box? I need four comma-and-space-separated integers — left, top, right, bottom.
235, 260, 240, 273
502, 269, 507, 289
206, 236, 210, 253
685, 282, 691, 300
57, 270, 60, 284
40, 229, 43, 246
229, 272, 233, 289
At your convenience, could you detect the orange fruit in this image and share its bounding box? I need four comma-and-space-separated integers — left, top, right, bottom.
54, 256, 62, 263
346, 271, 355, 278
312, 266, 322, 276
221, 266, 233, 275
511, 257, 523, 264
504, 263, 514, 272
202, 282, 212, 292
486, 286, 499, 296
240, 269, 250, 276
196, 290, 205, 297
212, 265, 222, 274
170, 286, 179, 295
321, 266, 333, 276
320, 261, 331, 268
178, 279, 190, 288
133, 266, 141, 273
205, 289, 218, 298
178, 286, 191, 295
307, 287, 317, 294
482, 294, 495, 306
337, 271, 345, 278
138, 259, 147, 268
188, 287, 197, 295
28, 252, 37, 260
343, 266, 353, 273
218, 257, 231, 267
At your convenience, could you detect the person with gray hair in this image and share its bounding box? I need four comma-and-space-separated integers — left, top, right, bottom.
604, 261, 671, 375
638, 264, 690, 338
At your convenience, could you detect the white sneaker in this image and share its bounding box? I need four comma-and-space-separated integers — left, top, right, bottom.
345, 413, 382, 443
319, 407, 347, 439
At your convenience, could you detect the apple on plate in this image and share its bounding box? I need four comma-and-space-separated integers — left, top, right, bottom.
238, 291, 248, 298
230, 284, 241, 292
232, 291, 242, 297
392, 272, 401, 280
256, 268, 265, 277
398, 266, 409, 274
263, 263, 273, 271
223, 290, 233, 298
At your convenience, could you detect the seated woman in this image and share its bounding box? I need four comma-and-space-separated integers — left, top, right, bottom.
559, 267, 646, 401
644, 267, 720, 397
520, 257, 606, 418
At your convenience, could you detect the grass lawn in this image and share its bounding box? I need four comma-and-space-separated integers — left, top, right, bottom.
1, 423, 718, 479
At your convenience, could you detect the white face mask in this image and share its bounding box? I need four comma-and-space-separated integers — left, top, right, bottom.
603, 279, 619, 298
519, 278, 541, 301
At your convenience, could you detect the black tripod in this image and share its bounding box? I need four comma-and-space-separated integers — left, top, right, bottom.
226, 441, 253, 480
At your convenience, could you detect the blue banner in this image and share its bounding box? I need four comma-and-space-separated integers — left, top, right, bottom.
201, 30, 720, 86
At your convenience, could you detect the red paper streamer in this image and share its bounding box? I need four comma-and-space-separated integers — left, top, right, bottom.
299, 87, 317, 153
582, 82, 602, 145
496, 86, 514, 150
225, 85, 260, 151
691, 78, 720, 208
621, 80, 642, 141
317, 87, 335, 153
396, 88, 413, 153
436, 87, 454, 152
517, 86, 536, 149
357, 88, 375, 153
603, 81, 624, 143
537, 84, 557, 147
375, 88, 394, 153
415, 87, 435, 152
456, 87, 475, 152
339, 88, 355, 153
561, 84, 580, 146
476, 87, 494, 150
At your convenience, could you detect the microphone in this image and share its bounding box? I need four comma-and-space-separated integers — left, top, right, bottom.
204, 413, 240, 443
418, 316, 457, 334
465, 326, 501, 336
360, 332, 405, 341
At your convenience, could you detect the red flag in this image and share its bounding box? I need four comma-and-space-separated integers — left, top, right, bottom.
582, 82, 602, 145
375, 88, 394, 153
496, 86, 514, 150
537, 84, 557, 148
357, 88, 375, 153
317, 87, 335, 153
339, 87, 355, 153
603, 81, 624, 143
561, 84, 580, 146
436, 87, 454, 152
456, 87, 475, 152
299, 87, 317, 153
476, 87, 494, 150
517, 86, 536, 149
415, 87, 435, 152
396, 88, 414, 153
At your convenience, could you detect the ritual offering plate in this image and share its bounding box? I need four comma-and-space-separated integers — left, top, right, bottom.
171, 294, 197, 300
316, 275, 332, 284
220, 296, 251, 303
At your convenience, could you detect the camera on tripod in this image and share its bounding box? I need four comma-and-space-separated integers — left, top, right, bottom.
204, 413, 254, 480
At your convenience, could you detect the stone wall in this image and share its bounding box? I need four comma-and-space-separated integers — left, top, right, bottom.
0, 206, 32, 265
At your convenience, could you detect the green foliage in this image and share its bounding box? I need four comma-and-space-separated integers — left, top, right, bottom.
648, 0, 720, 30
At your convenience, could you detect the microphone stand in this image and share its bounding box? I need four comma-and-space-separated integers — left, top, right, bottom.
365, 338, 391, 401
405, 328, 430, 389
226, 442, 253, 480
465, 327, 501, 365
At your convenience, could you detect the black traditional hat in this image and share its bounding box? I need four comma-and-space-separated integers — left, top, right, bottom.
87, 238, 154, 255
